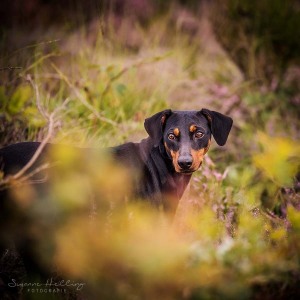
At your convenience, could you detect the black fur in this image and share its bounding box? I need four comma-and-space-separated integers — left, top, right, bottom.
201, 108, 233, 146
0, 109, 232, 213
0, 108, 233, 282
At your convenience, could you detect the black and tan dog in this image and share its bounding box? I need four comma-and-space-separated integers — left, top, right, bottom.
0, 108, 233, 213
0, 108, 232, 282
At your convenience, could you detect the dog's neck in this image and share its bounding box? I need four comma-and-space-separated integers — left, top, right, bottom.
139, 137, 192, 212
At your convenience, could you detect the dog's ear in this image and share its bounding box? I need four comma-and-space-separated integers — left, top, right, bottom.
201, 109, 233, 146
144, 109, 172, 145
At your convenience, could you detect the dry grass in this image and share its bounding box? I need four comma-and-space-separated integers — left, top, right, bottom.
0, 3, 300, 300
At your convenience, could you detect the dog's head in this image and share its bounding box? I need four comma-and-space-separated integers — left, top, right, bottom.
144, 109, 233, 174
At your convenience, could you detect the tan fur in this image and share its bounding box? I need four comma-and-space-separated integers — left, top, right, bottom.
190, 148, 205, 170
204, 139, 211, 155
189, 125, 197, 133
165, 139, 211, 173
174, 128, 180, 137
164, 142, 181, 172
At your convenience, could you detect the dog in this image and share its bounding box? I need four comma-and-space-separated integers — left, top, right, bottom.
0, 108, 232, 284
0, 109, 233, 213
0, 108, 233, 213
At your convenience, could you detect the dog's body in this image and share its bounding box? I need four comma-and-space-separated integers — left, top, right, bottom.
0, 109, 232, 212
0, 108, 232, 282
112, 137, 192, 212
0, 109, 232, 213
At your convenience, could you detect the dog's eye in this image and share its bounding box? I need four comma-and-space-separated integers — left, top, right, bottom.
195, 132, 204, 139
168, 133, 176, 140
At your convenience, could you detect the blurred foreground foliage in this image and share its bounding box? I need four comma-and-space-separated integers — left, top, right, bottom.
5, 137, 300, 299
0, 1, 300, 299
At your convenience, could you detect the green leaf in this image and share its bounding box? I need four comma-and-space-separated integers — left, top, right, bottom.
253, 132, 300, 186
23, 106, 46, 128
287, 206, 300, 233
8, 85, 32, 114
115, 83, 127, 96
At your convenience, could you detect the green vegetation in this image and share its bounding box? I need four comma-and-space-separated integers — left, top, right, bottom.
211, 0, 300, 87
0, 1, 300, 299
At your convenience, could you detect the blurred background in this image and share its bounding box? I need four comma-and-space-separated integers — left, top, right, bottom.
0, 0, 300, 299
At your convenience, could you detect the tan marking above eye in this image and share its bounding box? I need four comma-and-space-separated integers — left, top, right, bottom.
189, 125, 197, 133
174, 128, 180, 137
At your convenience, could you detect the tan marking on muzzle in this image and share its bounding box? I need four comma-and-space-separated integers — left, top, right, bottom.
204, 139, 211, 155
189, 125, 197, 133
190, 139, 211, 171
164, 142, 181, 172
190, 148, 205, 171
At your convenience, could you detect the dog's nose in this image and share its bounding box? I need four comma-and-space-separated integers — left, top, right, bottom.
178, 157, 193, 170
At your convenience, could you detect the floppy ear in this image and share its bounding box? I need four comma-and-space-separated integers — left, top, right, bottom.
144, 109, 172, 145
201, 108, 233, 146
